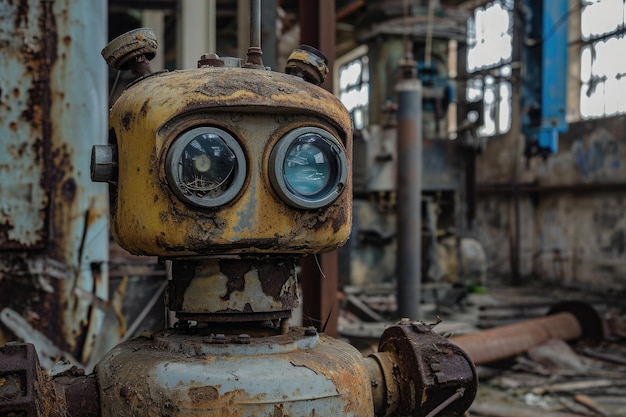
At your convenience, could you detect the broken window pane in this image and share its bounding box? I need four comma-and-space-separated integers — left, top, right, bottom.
466, 0, 513, 136
580, 0, 626, 119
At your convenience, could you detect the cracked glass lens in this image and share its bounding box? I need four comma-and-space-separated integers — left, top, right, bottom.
178, 133, 236, 199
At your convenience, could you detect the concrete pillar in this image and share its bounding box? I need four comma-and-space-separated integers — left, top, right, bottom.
179, 0, 216, 69
142, 10, 166, 71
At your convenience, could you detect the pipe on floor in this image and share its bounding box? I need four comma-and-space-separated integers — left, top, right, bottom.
450, 301, 604, 365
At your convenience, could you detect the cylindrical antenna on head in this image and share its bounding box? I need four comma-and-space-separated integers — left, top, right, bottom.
245, 0, 265, 68
250, 0, 261, 49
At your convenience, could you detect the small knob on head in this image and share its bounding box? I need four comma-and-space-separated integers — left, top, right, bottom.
102, 28, 157, 77
285, 45, 329, 86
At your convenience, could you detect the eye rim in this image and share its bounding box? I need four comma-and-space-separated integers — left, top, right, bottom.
165, 126, 246, 208
269, 126, 348, 210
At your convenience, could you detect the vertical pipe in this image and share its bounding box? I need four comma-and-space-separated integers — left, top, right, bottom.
396, 76, 423, 320
298, 0, 340, 336
250, 0, 261, 49
244, 0, 264, 68
208, 0, 217, 55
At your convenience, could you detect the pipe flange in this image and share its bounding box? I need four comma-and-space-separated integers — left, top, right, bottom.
377, 320, 477, 417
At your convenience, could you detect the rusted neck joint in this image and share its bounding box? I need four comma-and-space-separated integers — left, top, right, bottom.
166, 257, 299, 325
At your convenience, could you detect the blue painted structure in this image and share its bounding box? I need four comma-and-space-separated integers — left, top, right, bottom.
522, 0, 569, 156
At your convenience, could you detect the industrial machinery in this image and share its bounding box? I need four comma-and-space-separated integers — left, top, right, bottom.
0, 2, 476, 416
339, 1, 485, 321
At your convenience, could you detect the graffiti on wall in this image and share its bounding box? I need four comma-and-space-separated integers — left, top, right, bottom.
572, 129, 622, 180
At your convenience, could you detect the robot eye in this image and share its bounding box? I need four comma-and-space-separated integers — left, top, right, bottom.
166, 127, 246, 208
269, 127, 348, 209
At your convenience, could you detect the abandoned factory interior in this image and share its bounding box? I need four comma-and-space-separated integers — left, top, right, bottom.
2, 0, 626, 416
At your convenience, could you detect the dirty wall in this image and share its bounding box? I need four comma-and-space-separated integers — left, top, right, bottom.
474, 114, 626, 290
0, 0, 112, 370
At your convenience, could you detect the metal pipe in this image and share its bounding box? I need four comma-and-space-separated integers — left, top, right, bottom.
250, 0, 261, 48
396, 75, 423, 320
451, 312, 583, 365
244, 0, 264, 68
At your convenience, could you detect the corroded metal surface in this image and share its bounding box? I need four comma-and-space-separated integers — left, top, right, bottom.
0, 343, 65, 417
0, 343, 39, 416
372, 320, 477, 417
0, 0, 111, 369
285, 46, 329, 86
108, 67, 352, 256
101, 28, 157, 72
167, 258, 298, 321
0, 0, 51, 249
54, 373, 101, 417
96, 329, 374, 417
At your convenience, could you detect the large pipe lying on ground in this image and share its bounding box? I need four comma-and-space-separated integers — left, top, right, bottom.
450, 301, 604, 365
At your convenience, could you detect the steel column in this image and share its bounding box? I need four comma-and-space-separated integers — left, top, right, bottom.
396, 77, 423, 320
298, 0, 340, 336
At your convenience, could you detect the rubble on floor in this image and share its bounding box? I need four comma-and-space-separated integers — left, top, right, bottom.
338, 283, 626, 416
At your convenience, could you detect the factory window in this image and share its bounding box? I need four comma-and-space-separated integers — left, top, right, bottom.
336, 45, 370, 130
579, 0, 626, 119
466, 0, 513, 136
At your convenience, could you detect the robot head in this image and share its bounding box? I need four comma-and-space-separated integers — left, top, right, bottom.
92, 32, 352, 259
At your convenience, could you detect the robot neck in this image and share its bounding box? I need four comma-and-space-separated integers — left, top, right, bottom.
166, 257, 299, 328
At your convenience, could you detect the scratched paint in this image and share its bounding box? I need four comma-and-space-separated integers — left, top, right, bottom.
0, 0, 112, 370
97, 330, 374, 417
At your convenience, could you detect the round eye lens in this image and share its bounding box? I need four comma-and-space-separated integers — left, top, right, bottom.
166, 127, 246, 208
284, 136, 331, 196
270, 127, 347, 209
180, 134, 236, 196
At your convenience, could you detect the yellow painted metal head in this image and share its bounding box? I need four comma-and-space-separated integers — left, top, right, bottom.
98, 65, 352, 257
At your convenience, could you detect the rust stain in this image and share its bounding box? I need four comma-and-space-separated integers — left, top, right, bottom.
14, 0, 29, 28
140, 99, 150, 117
331, 205, 348, 234
121, 112, 133, 131
218, 261, 247, 300
61, 178, 76, 202
188, 385, 219, 404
